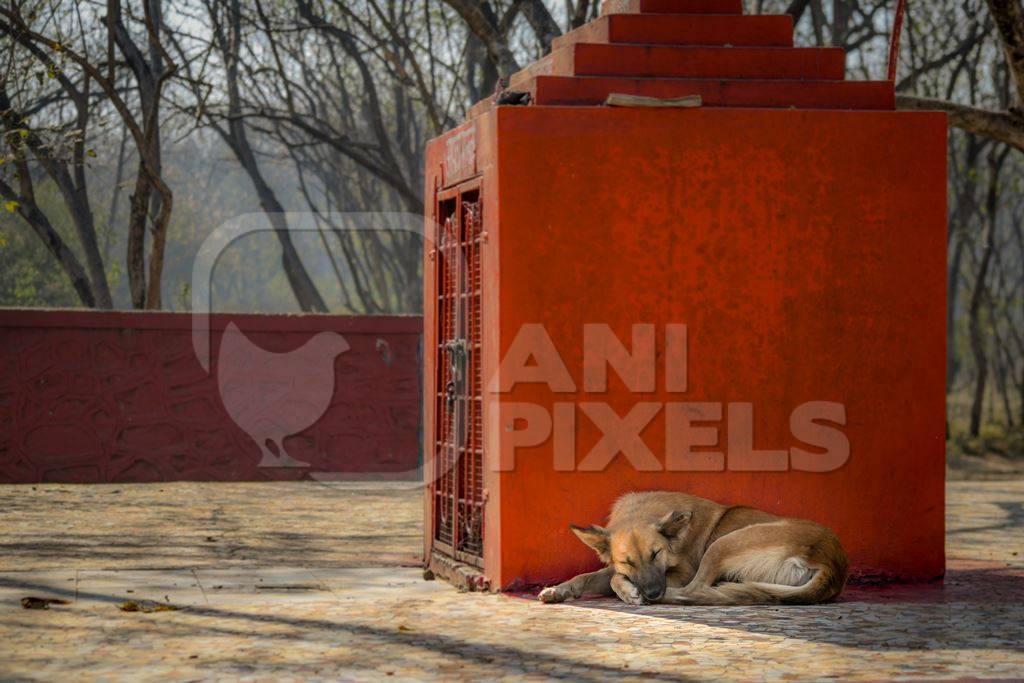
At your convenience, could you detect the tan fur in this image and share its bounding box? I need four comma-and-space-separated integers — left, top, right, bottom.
538, 491, 848, 606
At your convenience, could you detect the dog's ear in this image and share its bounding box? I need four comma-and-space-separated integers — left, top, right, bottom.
570, 524, 609, 559
657, 510, 692, 538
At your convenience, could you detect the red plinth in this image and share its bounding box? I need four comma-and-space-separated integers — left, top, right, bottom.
552, 15, 795, 49
424, 0, 946, 590
424, 106, 946, 588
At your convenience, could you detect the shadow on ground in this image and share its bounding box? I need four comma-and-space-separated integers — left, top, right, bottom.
536, 566, 1024, 653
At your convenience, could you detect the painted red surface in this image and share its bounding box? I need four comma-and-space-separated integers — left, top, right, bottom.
0, 310, 421, 483
552, 15, 795, 49
512, 44, 847, 82
425, 0, 946, 588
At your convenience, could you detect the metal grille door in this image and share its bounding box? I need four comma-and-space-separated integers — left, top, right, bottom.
432, 185, 484, 566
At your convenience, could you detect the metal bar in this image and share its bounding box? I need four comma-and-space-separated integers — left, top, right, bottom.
887, 0, 907, 82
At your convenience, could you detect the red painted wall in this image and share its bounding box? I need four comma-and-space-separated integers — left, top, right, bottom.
491, 108, 946, 586
0, 310, 421, 483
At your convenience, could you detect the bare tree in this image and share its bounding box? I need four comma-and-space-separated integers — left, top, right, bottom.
169, 0, 469, 312
0, 0, 176, 309
899, 0, 1024, 154
169, 0, 329, 312
108, 0, 176, 309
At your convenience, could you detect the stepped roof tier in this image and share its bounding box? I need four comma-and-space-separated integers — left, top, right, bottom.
468, 0, 893, 118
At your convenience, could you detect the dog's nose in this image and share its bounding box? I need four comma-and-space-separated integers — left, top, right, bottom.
642, 587, 663, 601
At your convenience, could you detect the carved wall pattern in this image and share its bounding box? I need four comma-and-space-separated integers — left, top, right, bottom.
0, 311, 421, 483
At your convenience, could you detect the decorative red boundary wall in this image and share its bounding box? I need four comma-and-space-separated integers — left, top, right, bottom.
0, 309, 421, 483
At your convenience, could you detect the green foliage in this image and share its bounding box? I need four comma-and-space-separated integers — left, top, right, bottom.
0, 212, 78, 308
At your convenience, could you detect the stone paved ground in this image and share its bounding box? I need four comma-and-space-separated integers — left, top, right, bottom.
0, 481, 1022, 681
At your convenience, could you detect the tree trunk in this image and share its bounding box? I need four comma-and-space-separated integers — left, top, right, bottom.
126, 172, 151, 309
439, 0, 520, 77
968, 149, 1009, 436
947, 233, 966, 393
109, 0, 174, 310
995, 339, 1015, 427
519, 0, 561, 54
244, 160, 329, 313
67, 89, 113, 309
106, 113, 130, 255
143, 0, 169, 310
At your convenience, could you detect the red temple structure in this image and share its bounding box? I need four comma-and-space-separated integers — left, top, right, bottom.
423, 0, 946, 590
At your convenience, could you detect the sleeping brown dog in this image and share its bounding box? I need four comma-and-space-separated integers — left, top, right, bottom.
538, 491, 848, 606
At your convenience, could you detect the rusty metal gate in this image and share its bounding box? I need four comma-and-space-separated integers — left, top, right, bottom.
432, 182, 484, 566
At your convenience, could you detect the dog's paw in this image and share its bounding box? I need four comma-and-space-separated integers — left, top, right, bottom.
612, 576, 643, 605
538, 586, 566, 603
618, 591, 644, 606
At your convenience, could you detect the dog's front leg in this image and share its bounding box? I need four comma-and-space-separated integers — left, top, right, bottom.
538, 566, 614, 603
610, 573, 643, 605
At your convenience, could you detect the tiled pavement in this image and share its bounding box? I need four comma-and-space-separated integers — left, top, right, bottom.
0, 481, 1021, 681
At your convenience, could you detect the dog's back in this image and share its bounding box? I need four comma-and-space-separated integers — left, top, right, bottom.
609, 491, 724, 528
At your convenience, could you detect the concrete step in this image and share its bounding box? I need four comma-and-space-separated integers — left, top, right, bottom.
552, 14, 794, 50
526, 75, 894, 109
511, 44, 846, 84
601, 0, 744, 15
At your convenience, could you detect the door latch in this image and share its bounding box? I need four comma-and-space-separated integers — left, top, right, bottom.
444, 339, 468, 411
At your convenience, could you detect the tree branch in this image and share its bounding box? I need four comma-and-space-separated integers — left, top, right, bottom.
897, 95, 1024, 152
